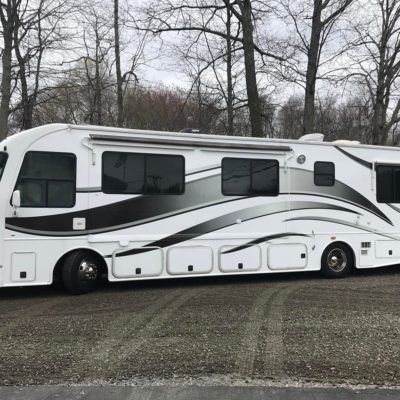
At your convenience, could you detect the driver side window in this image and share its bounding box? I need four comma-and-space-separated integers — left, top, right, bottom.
15, 151, 76, 208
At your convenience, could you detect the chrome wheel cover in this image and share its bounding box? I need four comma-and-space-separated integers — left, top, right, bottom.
327, 248, 347, 272
78, 258, 98, 282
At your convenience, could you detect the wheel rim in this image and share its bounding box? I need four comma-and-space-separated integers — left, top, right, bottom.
327, 248, 347, 272
78, 258, 98, 283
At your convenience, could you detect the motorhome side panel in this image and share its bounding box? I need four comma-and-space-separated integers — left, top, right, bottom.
1, 124, 400, 291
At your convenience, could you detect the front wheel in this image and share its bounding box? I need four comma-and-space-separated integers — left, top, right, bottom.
62, 251, 100, 294
321, 243, 353, 278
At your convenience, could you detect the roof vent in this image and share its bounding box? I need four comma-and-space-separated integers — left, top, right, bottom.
298, 133, 325, 142
332, 139, 360, 144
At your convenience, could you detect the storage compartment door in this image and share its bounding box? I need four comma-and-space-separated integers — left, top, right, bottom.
375, 240, 400, 258
11, 252, 36, 282
219, 245, 262, 272
167, 246, 213, 275
112, 247, 163, 278
268, 243, 307, 270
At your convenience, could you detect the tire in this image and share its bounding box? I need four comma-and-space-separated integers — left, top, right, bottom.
62, 250, 100, 294
321, 242, 353, 278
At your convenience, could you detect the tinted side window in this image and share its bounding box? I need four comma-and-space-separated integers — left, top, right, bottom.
16, 152, 76, 207
314, 162, 335, 186
102, 152, 144, 194
376, 164, 400, 203
102, 152, 184, 195
146, 155, 184, 194
222, 158, 279, 196
222, 158, 251, 196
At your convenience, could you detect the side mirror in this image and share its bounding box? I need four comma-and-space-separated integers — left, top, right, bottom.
11, 190, 21, 208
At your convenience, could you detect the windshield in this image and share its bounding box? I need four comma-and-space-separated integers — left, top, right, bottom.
0, 152, 8, 181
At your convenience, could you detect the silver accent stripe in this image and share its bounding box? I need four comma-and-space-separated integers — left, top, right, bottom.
76, 187, 102, 193
285, 216, 400, 240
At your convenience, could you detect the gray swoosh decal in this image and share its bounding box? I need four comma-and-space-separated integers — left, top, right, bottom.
387, 204, 400, 213
285, 216, 400, 240
285, 168, 391, 225
76, 165, 221, 193
335, 147, 372, 169
6, 164, 389, 236
111, 202, 356, 258
221, 233, 311, 254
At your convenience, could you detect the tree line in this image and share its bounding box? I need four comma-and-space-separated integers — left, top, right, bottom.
1, 0, 400, 145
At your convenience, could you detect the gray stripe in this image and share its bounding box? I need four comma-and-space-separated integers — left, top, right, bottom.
285, 216, 400, 240
5, 224, 88, 237
110, 201, 359, 258
75, 166, 221, 193
284, 168, 392, 225
76, 187, 102, 193
186, 164, 221, 175
74, 197, 244, 235
335, 147, 372, 169
222, 233, 311, 254
387, 204, 400, 213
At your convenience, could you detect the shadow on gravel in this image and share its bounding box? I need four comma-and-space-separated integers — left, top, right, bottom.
1, 263, 400, 299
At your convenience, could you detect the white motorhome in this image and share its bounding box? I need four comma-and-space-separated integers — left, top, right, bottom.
0, 124, 398, 293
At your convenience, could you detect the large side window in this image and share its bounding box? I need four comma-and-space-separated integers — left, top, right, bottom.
102, 152, 185, 195
314, 161, 335, 186
376, 164, 400, 203
15, 151, 76, 207
222, 157, 279, 196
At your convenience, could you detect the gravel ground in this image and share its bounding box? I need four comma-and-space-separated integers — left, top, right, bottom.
1, 267, 400, 387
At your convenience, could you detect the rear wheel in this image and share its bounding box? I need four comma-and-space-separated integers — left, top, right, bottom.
321, 242, 353, 278
62, 250, 100, 294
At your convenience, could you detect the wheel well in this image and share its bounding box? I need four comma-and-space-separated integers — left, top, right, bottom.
53, 249, 108, 283
323, 241, 356, 268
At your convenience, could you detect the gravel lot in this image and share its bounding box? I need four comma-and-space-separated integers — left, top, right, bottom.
1, 267, 400, 387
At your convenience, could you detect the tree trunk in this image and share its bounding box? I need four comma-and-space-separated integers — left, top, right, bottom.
303, 0, 323, 135
239, 0, 263, 137
114, 0, 123, 127
95, 25, 102, 125
372, 89, 387, 145
0, 3, 14, 140
14, 17, 32, 131
225, 1, 233, 135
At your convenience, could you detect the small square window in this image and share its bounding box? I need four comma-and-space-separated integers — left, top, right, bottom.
314, 162, 335, 186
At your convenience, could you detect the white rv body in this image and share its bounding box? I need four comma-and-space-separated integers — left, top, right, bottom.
0, 123, 399, 289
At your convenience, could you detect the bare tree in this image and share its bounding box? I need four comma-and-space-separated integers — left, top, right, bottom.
275, 0, 355, 135
0, 0, 21, 140
135, 0, 286, 137
1, 0, 76, 136
77, 4, 114, 125
13, 0, 73, 130
114, 0, 123, 127
349, 0, 400, 144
